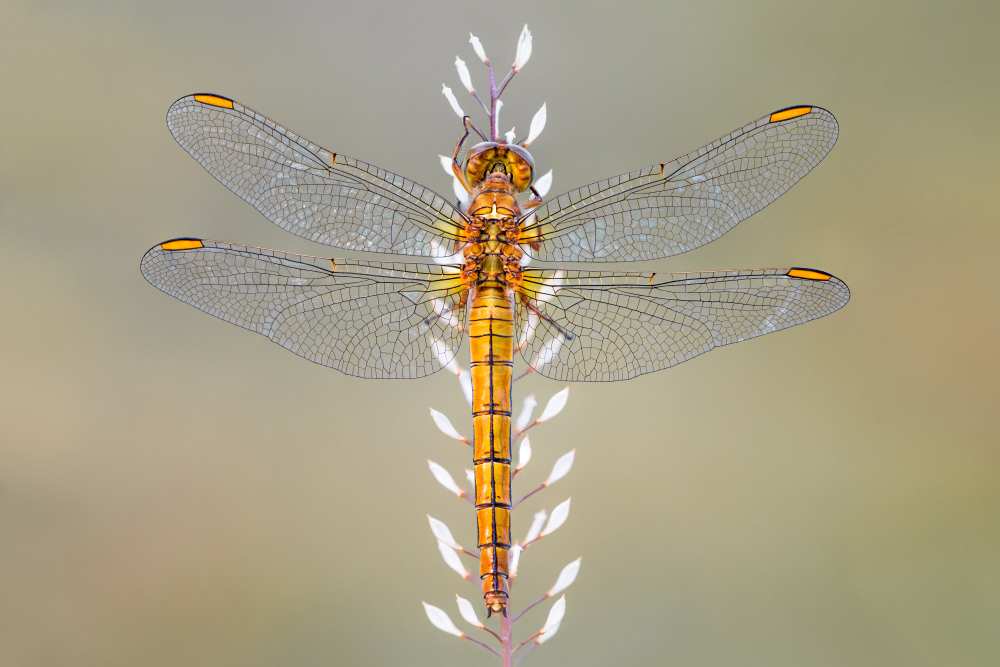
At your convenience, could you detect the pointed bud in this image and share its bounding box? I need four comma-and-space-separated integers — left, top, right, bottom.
542, 498, 571, 537
533, 169, 553, 198
458, 371, 473, 405
432, 298, 461, 329
430, 338, 460, 374
455, 56, 474, 92
524, 509, 547, 544
533, 336, 564, 371
505, 127, 516, 144
515, 394, 538, 431
538, 387, 569, 422
438, 154, 455, 177
544, 450, 575, 486
428, 460, 465, 497
453, 175, 470, 208
524, 102, 547, 146
429, 409, 467, 442
515, 437, 533, 472
548, 558, 581, 596
427, 515, 461, 550
441, 84, 465, 119
455, 595, 484, 628
469, 33, 489, 64
493, 99, 503, 139
465, 468, 475, 486
423, 601, 464, 637
537, 596, 566, 643
513, 24, 533, 71
437, 540, 471, 579
509, 543, 523, 577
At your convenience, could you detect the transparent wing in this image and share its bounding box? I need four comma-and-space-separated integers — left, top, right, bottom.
140, 238, 468, 378
521, 105, 838, 262
167, 94, 467, 258
515, 266, 849, 381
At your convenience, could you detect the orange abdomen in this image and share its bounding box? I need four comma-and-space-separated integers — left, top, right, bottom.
468, 283, 514, 615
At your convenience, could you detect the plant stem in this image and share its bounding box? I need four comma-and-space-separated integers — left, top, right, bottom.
500, 613, 514, 667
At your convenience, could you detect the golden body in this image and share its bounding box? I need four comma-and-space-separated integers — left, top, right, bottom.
462, 172, 528, 614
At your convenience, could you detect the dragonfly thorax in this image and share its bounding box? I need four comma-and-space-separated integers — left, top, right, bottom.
462, 178, 524, 287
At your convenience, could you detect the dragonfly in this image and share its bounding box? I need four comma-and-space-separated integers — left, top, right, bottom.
141, 27, 848, 617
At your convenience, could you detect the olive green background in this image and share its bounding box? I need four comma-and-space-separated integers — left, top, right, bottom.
2, 1, 997, 665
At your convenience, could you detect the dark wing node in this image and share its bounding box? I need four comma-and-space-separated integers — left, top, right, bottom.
522, 106, 838, 262
140, 239, 467, 378
167, 94, 466, 258
515, 267, 849, 381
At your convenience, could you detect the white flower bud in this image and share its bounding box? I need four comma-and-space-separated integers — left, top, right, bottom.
538, 595, 566, 643
458, 370, 473, 405
544, 449, 575, 486
469, 33, 488, 63
423, 601, 464, 637
533, 169, 553, 198
509, 543, 523, 577
513, 24, 533, 71
515, 437, 533, 472
427, 514, 461, 550
441, 84, 465, 119
505, 127, 516, 144
429, 338, 460, 374
532, 336, 564, 371
455, 56, 474, 92
455, 595, 484, 628
524, 509, 547, 543
429, 409, 466, 442
515, 395, 537, 431
548, 558, 581, 596
465, 468, 475, 486
493, 99, 503, 139
542, 498, 570, 537
428, 460, 465, 497
438, 154, 455, 177
453, 175, 470, 208
437, 540, 471, 579
524, 103, 547, 146
538, 387, 569, 422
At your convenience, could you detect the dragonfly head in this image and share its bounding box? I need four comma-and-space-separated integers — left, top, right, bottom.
464, 141, 534, 192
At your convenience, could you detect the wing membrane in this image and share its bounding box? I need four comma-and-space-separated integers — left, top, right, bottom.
167, 94, 466, 258
522, 105, 838, 262
140, 238, 467, 378
515, 266, 849, 381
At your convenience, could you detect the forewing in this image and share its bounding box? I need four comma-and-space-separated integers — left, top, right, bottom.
167, 94, 466, 257
522, 106, 838, 262
140, 238, 467, 378
515, 267, 849, 381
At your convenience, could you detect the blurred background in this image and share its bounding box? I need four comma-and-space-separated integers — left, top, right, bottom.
2, 1, 998, 665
